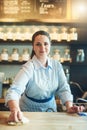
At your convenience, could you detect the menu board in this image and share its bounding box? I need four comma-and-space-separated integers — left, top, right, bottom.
37, 0, 67, 19
0, 0, 67, 22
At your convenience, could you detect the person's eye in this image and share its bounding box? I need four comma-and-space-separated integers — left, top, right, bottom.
44, 42, 49, 46
36, 43, 41, 46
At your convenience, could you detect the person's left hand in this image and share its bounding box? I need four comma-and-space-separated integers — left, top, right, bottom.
67, 105, 85, 113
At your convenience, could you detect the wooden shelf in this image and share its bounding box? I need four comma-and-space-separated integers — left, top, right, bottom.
0, 61, 26, 65
0, 98, 5, 103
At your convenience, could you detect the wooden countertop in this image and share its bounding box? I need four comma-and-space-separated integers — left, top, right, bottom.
0, 112, 87, 130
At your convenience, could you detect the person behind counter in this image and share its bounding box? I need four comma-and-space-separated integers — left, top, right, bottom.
5, 30, 84, 122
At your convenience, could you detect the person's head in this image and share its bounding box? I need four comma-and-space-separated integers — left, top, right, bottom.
30, 30, 51, 59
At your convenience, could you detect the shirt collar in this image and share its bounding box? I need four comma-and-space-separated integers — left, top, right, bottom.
32, 55, 53, 70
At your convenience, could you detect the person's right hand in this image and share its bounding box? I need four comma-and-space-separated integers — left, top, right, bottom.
8, 109, 23, 122
7, 100, 23, 122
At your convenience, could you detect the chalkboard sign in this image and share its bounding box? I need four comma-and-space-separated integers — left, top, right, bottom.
0, 0, 67, 22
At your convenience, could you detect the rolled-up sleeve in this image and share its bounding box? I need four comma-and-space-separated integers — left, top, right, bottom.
5, 61, 34, 104
56, 63, 73, 104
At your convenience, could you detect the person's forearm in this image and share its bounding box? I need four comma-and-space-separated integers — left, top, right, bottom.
7, 100, 20, 112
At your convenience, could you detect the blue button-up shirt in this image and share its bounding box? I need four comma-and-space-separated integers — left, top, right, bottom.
5, 55, 73, 111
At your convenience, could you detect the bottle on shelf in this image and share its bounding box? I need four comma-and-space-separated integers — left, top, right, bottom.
61, 27, 68, 41
11, 48, 19, 61
64, 68, 70, 83
50, 26, 58, 41
15, 27, 22, 41
52, 49, 60, 61
57, 28, 61, 42
2, 77, 13, 98
22, 48, 30, 61
6, 27, 13, 40
76, 49, 85, 62
0, 48, 8, 61
64, 49, 71, 62
3, 26, 8, 41
23, 28, 32, 41
0, 27, 4, 40
70, 28, 78, 41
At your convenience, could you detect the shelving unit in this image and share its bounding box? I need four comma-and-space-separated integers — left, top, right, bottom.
0, 23, 87, 88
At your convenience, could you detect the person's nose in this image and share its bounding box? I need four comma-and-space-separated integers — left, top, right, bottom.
40, 44, 45, 50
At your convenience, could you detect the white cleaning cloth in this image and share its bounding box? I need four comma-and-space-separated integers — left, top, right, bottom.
8, 116, 29, 126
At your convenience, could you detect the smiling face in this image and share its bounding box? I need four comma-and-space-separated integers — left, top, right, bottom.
33, 34, 51, 60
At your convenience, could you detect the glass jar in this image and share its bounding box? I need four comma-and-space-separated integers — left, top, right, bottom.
64, 49, 70, 62
11, 48, 19, 61
61, 27, 68, 41
76, 49, 85, 62
6, 27, 13, 40
15, 27, 22, 40
22, 48, 30, 61
1, 48, 8, 61
70, 28, 78, 41
23, 28, 31, 41
50, 27, 58, 40
52, 49, 60, 61
64, 68, 70, 83
0, 27, 4, 40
